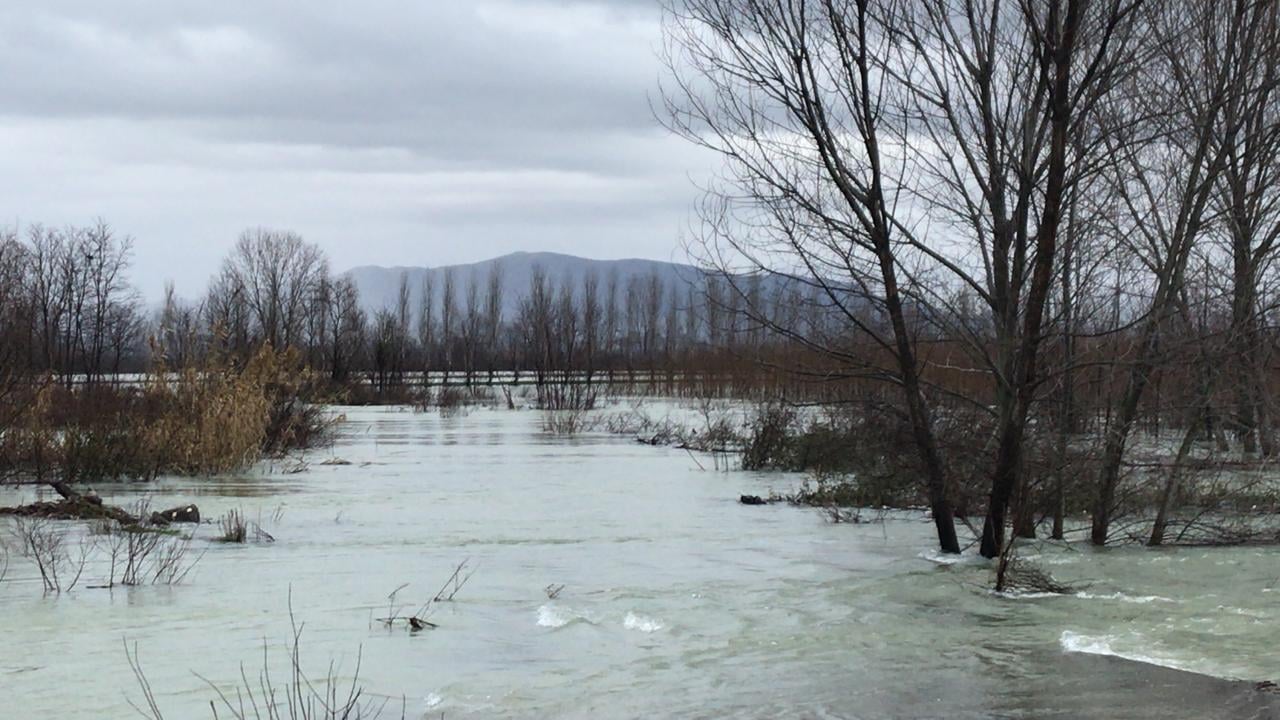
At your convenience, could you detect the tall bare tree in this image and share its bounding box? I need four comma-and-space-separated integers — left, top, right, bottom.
663, 0, 1147, 556
1089, 0, 1270, 545
218, 229, 328, 352
485, 260, 506, 380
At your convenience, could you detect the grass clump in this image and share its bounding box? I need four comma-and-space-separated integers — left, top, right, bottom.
217, 509, 248, 543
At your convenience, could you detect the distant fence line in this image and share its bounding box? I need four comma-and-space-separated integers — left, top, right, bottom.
48, 368, 851, 402
365, 369, 706, 388
55, 369, 729, 389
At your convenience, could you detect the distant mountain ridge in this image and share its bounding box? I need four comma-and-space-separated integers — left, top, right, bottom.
345, 251, 711, 319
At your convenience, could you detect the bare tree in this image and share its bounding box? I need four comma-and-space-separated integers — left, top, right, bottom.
157, 281, 202, 368
603, 267, 620, 377
641, 270, 664, 362
79, 221, 139, 384
418, 271, 436, 377
485, 260, 506, 381
581, 269, 602, 383
394, 271, 413, 386
663, 0, 1148, 556
218, 229, 328, 352
440, 267, 457, 381
462, 270, 482, 384
1089, 0, 1268, 545
1216, 2, 1280, 455
325, 277, 365, 382
519, 265, 556, 388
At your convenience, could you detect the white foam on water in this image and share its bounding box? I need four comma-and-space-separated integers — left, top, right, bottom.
999, 590, 1174, 604
1216, 604, 1266, 618
917, 549, 989, 566
997, 590, 1063, 600
537, 604, 571, 628
423, 693, 443, 711
1059, 630, 1117, 655
623, 612, 663, 633
1058, 631, 1190, 673
537, 603, 598, 629
1075, 591, 1173, 604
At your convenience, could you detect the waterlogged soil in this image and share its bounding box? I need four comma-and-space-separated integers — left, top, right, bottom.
1, 403, 1278, 719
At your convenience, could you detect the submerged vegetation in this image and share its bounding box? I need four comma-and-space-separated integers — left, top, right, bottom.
5, 503, 202, 594
128, 596, 409, 720
0, 345, 335, 488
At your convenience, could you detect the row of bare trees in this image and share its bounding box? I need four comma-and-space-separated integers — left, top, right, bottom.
663, 0, 1280, 557
0, 222, 143, 386
361, 262, 806, 393
0, 222, 808, 401
33, 228, 795, 395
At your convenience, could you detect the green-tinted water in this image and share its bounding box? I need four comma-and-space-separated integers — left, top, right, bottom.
1, 404, 1276, 718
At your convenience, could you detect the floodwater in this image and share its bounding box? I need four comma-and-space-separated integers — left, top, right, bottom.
2, 403, 1279, 719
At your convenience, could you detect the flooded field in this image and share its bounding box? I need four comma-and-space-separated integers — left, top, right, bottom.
2, 403, 1278, 719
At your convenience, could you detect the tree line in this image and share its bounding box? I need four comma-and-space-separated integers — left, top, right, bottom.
0, 225, 818, 396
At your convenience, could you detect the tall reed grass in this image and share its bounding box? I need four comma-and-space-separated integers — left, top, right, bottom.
0, 345, 336, 485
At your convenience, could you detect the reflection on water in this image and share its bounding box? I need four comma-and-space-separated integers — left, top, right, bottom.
1, 404, 1278, 719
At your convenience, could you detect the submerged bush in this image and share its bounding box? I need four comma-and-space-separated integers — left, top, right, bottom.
741, 399, 996, 513
217, 509, 248, 543
542, 408, 596, 435
740, 404, 799, 471
537, 377, 597, 412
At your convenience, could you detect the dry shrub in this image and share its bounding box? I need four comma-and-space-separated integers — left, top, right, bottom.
996, 555, 1077, 595
138, 351, 272, 477
0, 379, 63, 484
113, 528, 196, 587
681, 398, 741, 453
145, 345, 337, 472
375, 559, 475, 633
741, 403, 872, 475
89, 501, 202, 588
433, 386, 465, 415
217, 509, 248, 543
602, 403, 739, 451
541, 408, 597, 435
417, 385, 487, 416
0, 345, 336, 484
742, 399, 998, 513
7, 515, 88, 593
251, 349, 340, 455
605, 408, 682, 444
128, 594, 405, 720
740, 404, 799, 470
537, 378, 596, 411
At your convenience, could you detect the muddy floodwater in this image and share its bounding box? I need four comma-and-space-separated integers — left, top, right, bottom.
2, 404, 1279, 718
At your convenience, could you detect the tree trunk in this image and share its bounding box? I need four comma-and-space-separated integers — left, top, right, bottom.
1092, 326, 1159, 546
1150, 418, 1201, 546
875, 239, 960, 555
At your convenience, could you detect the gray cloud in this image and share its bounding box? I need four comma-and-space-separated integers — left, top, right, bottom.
0, 0, 710, 297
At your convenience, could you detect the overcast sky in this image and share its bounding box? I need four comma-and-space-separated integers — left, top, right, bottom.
0, 0, 708, 297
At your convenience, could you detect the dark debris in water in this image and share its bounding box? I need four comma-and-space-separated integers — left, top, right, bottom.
1000, 557, 1078, 595
0, 498, 135, 524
